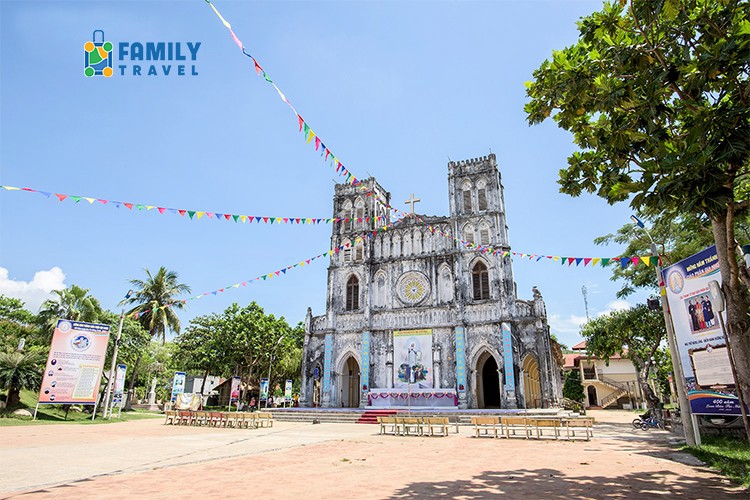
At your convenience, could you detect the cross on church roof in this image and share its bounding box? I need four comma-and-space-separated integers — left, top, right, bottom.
404, 193, 421, 214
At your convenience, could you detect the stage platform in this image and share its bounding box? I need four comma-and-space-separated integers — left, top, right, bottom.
267, 406, 564, 425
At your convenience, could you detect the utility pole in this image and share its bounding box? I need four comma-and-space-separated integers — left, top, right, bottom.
631, 215, 697, 446
582, 285, 590, 321
102, 290, 133, 419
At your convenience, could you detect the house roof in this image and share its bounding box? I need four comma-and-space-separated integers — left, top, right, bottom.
572, 340, 587, 350
563, 353, 580, 368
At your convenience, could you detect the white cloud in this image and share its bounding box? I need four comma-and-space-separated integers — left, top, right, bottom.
598, 299, 632, 316
549, 313, 588, 336
549, 300, 634, 348
0, 267, 66, 313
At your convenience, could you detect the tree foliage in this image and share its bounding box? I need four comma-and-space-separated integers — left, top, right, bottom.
0, 295, 43, 353
0, 350, 45, 407
123, 267, 191, 344
563, 369, 585, 402
526, 0, 750, 415
37, 285, 103, 335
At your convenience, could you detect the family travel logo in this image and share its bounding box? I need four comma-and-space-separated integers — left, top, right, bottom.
83, 29, 201, 78
84, 30, 113, 77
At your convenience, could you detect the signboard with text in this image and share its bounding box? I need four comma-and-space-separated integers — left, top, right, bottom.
284, 380, 293, 402
171, 371, 186, 402
38, 319, 111, 405
662, 245, 741, 415
260, 378, 269, 402
112, 363, 127, 406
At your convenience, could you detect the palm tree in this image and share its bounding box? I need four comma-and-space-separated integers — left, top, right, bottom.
0, 350, 44, 407
121, 267, 190, 409
37, 285, 103, 334
122, 267, 191, 344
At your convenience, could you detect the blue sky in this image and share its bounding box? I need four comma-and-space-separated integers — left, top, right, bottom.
0, 0, 648, 348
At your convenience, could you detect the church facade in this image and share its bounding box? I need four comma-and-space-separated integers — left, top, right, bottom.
301, 154, 562, 409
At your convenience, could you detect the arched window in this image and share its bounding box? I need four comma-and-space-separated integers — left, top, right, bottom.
462, 184, 473, 213
375, 273, 386, 307
341, 200, 353, 232
354, 198, 365, 229
477, 180, 488, 211
346, 276, 359, 310
472, 261, 490, 300
463, 224, 475, 245
479, 223, 490, 246
354, 240, 364, 262
342, 239, 352, 264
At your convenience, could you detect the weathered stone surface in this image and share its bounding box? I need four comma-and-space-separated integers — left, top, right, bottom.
302, 154, 562, 409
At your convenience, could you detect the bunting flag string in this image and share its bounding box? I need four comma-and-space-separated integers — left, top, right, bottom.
202, 1, 663, 270
128, 214, 406, 319
0, 185, 385, 226
204, 0, 361, 187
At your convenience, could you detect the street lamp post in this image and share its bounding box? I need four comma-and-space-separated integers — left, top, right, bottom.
102, 290, 133, 420
265, 335, 285, 409
631, 215, 698, 445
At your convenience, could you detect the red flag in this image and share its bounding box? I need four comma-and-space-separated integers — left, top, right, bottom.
157, 207, 166, 214
178, 209, 186, 216
124, 203, 133, 210
297, 114, 304, 131
55, 194, 67, 202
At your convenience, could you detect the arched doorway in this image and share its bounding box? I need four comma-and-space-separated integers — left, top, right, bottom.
587, 385, 598, 407
522, 355, 541, 409
341, 356, 360, 408
476, 351, 501, 408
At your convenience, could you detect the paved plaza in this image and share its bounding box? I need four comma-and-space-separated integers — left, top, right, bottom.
0, 411, 745, 499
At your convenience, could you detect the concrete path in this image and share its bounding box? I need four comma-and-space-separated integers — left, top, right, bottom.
0, 410, 745, 499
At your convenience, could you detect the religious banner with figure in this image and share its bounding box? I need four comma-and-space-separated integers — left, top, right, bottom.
259, 378, 269, 402
394, 329, 432, 389
229, 376, 241, 403
284, 380, 293, 403
37, 319, 110, 406
112, 364, 127, 407
171, 372, 186, 402
662, 245, 741, 416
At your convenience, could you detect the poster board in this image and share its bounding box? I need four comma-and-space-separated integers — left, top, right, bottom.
38, 319, 110, 405
229, 376, 241, 403
260, 378, 269, 402
394, 329, 432, 389
171, 371, 186, 402
662, 245, 741, 415
112, 363, 127, 406
284, 379, 293, 403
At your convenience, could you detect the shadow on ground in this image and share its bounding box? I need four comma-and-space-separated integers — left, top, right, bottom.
390, 468, 745, 498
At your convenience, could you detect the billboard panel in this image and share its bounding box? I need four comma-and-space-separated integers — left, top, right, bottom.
662, 245, 741, 415
394, 329, 432, 389
112, 364, 127, 406
171, 371, 186, 402
38, 319, 111, 405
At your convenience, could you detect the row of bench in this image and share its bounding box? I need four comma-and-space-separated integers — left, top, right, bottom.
164, 410, 274, 429
471, 416, 594, 440
377, 416, 454, 436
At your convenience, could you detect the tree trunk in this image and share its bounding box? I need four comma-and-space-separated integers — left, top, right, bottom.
711, 213, 750, 442
124, 352, 142, 411
7, 386, 20, 407
199, 368, 209, 395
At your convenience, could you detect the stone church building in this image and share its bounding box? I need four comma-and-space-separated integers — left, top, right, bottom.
301, 154, 562, 409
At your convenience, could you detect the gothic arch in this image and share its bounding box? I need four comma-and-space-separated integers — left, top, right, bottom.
392, 234, 402, 258
354, 197, 365, 229
478, 221, 491, 246
468, 344, 504, 409
476, 177, 489, 211
521, 353, 542, 409
353, 238, 364, 262
341, 239, 353, 264
461, 222, 476, 245
437, 263, 453, 303
373, 270, 388, 307
469, 257, 491, 300
413, 229, 423, 254
335, 351, 361, 408
345, 273, 361, 311
341, 199, 353, 232
461, 181, 473, 213
403, 231, 413, 256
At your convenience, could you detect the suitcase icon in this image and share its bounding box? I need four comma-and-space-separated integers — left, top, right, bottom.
84, 30, 113, 77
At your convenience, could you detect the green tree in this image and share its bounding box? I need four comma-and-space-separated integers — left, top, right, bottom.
563, 369, 585, 403
0, 350, 45, 407
121, 267, 191, 408
37, 285, 103, 334
580, 304, 666, 410
525, 0, 750, 417
175, 312, 226, 394
0, 295, 43, 353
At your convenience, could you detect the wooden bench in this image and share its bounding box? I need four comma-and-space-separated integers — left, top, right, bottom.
562, 417, 594, 440
501, 416, 530, 439
192, 410, 208, 426
398, 417, 422, 436
209, 411, 226, 427
378, 416, 400, 435
178, 410, 193, 426
163, 410, 178, 425
256, 412, 274, 428
422, 417, 450, 437
530, 418, 561, 439
471, 416, 501, 438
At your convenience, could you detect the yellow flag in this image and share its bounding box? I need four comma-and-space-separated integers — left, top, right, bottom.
592, 258, 601, 267
84, 197, 96, 204
641, 256, 651, 267
240, 215, 247, 223
197, 211, 205, 219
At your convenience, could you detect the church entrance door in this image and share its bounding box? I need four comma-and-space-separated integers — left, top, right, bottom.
476, 352, 501, 408
341, 356, 360, 408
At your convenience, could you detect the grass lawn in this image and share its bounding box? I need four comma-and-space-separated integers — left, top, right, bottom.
684, 435, 750, 488
0, 389, 162, 426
